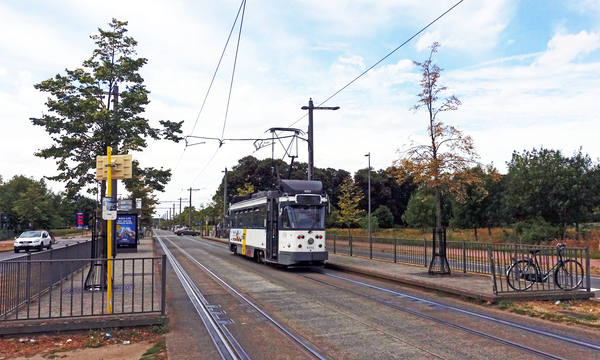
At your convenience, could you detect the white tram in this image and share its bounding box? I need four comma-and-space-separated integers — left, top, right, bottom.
228, 179, 328, 266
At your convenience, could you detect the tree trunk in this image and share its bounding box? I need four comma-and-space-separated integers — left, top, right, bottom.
575, 222, 579, 241
435, 187, 442, 228
473, 227, 478, 241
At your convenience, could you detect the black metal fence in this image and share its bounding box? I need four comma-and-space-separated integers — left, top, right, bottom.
327, 235, 591, 286
0, 256, 166, 321
489, 245, 590, 294
328, 235, 496, 274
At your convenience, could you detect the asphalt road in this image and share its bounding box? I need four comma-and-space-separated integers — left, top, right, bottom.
155, 230, 600, 360
0, 237, 90, 262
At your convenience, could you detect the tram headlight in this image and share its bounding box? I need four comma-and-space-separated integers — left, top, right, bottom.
298, 244, 302, 248
308, 238, 314, 245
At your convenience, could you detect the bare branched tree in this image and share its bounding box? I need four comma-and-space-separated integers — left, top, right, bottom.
394, 42, 480, 228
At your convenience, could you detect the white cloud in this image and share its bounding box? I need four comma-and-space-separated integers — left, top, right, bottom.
535, 31, 600, 68
416, 0, 515, 53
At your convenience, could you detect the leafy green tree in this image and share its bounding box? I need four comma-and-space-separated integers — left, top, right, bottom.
504, 148, 597, 238
354, 168, 415, 225
394, 42, 479, 229
30, 18, 182, 197
402, 190, 436, 231
512, 216, 559, 244
373, 205, 394, 228
338, 178, 364, 236
326, 209, 341, 228
212, 156, 351, 214
359, 214, 379, 231
13, 180, 52, 230
450, 165, 502, 240
122, 159, 171, 228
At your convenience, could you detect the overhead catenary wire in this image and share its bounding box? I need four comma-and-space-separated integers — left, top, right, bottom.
221, 0, 246, 141
171, 0, 247, 174
170, 0, 465, 204
184, 0, 247, 189
286, 0, 465, 129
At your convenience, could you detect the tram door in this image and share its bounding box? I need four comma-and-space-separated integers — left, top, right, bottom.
266, 198, 279, 261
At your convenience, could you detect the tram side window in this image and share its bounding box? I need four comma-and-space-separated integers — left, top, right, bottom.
259, 205, 266, 228
250, 207, 256, 228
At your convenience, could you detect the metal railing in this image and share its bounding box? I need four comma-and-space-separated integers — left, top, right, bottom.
0, 256, 166, 321
7, 240, 92, 263
488, 245, 590, 294
327, 235, 590, 280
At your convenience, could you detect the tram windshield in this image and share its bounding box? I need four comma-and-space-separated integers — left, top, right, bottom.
281, 205, 325, 230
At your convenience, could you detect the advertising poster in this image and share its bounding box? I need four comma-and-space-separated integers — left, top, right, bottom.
76, 212, 84, 229
116, 214, 137, 246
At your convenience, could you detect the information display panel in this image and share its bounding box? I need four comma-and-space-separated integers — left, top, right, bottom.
116, 213, 138, 249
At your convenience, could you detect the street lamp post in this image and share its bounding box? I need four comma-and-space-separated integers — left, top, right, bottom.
188, 188, 205, 229
365, 152, 371, 259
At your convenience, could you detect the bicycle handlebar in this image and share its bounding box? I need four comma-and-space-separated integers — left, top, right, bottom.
556, 243, 566, 250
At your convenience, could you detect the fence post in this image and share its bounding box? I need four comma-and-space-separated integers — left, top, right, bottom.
586, 247, 591, 292
462, 241, 466, 273
394, 238, 397, 263
488, 246, 497, 295
161, 254, 167, 316
333, 234, 336, 254
423, 239, 427, 267
26, 254, 31, 307
350, 236, 353, 257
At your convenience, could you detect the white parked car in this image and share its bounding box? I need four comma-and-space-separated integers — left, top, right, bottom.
14, 230, 53, 253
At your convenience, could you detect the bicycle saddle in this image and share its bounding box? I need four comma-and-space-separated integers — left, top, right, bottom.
528, 249, 540, 254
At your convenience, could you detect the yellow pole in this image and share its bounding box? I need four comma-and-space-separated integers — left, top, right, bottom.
107, 146, 113, 314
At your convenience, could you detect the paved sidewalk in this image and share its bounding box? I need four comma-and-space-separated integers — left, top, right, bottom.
202, 236, 594, 303
0, 237, 167, 335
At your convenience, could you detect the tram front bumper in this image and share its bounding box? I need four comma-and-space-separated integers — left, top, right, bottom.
278, 251, 328, 265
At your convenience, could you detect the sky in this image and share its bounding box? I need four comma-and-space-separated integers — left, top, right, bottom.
1, 0, 599, 219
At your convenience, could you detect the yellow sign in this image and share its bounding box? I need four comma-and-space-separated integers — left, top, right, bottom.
96, 154, 133, 180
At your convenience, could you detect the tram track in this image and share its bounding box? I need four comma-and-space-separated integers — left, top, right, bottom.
155, 231, 328, 360
166, 234, 600, 359
297, 269, 600, 360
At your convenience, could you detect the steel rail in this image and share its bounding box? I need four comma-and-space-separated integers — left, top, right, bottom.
154, 232, 246, 360
181, 234, 600, 355
296, 272, 563, 360
324, 272, 600, 352
164, 236, 328, 360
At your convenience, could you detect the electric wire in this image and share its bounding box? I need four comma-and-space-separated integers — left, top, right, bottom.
171, 0, 464, 206
171, 0, 247, 174
183, 0, 246, 189
286, 0, 465, 130
221, 0, 246, 141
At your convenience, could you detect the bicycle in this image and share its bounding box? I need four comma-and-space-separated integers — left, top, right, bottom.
506, 243, 584, 291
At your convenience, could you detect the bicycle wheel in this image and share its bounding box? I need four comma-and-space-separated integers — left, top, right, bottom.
554, 260, 584, 290
506, 259, 538, 291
